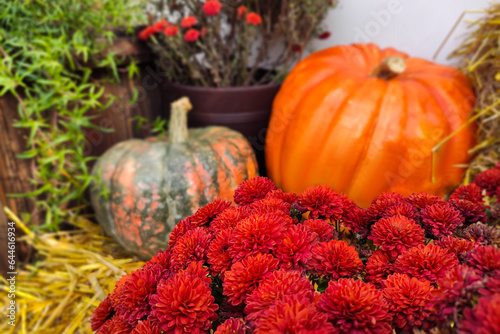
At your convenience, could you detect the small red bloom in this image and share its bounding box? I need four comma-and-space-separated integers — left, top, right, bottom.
303, 219, 336, 242
138, 26, 155, 40
450, 184, 484, 204
164, 25, 179, 36
275, 224, 318, 272
298, 185, 343, 220
91, 295, 114, 331
250, 197, 291, 215
234, 177, 277, 206
190, 199, 232, 228
181, 16, 197, 29
209, 206, 251, 233
466, 245, 500, 275
246, 12, 262, 25
184, 28, 201, 42
365, 192, 405, 223
200, 27, 208, 37
450, 199, 486, 226
394, 244, 459, 283
265, 189, 298, 204
317, 278, 392, 334
318, 31, 331, 39
150, 274, 218, 333
255, 295, 334, 334
170, 227, 213, 271
405, 192, 444, 210
167, 217, 192, 247
237, 6, 247, 19
215, 318, 247, 334
369, 215, 425, 259
365, 250, 395, 286
97, 316, 133, 334
245, 269, 315, 322
203, 0, 222, 16
382, 273, 436, 331
145, 248, 172, 269
309, 240, 363, 279
130, 320, 161, 334
381, 202, 420, 222
109, 274, 131, 309
152, 20, 169, 32
434, 236, 479, 257
341, 205, 368, 235
421, 202, 464, 238
291, 44, 303, 53
458, 293, 500, 334
223, 253, 279, 306
178, 261, 211, 286
207, 229, 233, 277
473, 168, 500, 196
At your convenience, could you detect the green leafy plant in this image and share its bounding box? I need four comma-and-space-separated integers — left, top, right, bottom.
0, 0, 145, 230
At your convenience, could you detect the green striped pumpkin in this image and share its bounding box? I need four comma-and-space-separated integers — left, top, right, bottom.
91, 98, 258, 259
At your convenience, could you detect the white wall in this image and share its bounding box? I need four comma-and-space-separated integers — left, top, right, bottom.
309, 0, 493, 65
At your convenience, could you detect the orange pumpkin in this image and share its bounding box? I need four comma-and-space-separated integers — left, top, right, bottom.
265, 43, 476, 208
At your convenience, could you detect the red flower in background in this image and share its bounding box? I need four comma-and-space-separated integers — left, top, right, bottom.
369, 215, 425, 259
178, 261, 211, 286
364, 192, 405, 223
138, 26, 155, 40
170, 227, 213, 271
405, 192, 444, 210
450, 184, 484, 204
394, 244, 459, 283
298, 185, 343, 220
145, 248, 172, 269
466, 245, 500, 275
250, 197, 291, 215
130, 320, 161, 334
223, 253, 279, 306
203, 0, 223, 16
234, 177, 277, 206
164, 25, 179, 37
317, 278, 392, 334
184, 28, 201, 42
265, 189, 298, 204
237, 6, 247, 19
434, 236, 479, 257
318, 31, 331, 39
181, 16, 197, 29
246, 12, 262, 25
309, 240, 363, 279
458, 293, 500, 334
245, 269, 315, 322
381, 202, 420, 221
150, 274, 218, 333
341, 205, 368, 235
152, 20, 169, 32
464, 222, 500, 246
209, 206, 251, 232
215, 318, 247, 334
275, 224, 318, 272
382, 273, 436, 331
473, 168, 500, 196
91, 295, 114, 331
303, 219, 336, 242
97, 316, 133, 334
420, 202, 464, 238
167, 217, 192, 247
365, 250, 395, 286
189, 199, 232, 228
291, 44, 303, 53
450, 199, 486, 226
255, 295, 334, 334
207, 229, 233, 277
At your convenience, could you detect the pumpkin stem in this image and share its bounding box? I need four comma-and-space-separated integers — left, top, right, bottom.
169, 97, 192, 144
371, 56, 406, 80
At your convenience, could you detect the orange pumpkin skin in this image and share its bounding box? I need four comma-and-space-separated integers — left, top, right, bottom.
265, 43, 476, 208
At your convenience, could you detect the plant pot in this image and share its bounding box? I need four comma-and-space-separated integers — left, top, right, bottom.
162, 82, 281, 176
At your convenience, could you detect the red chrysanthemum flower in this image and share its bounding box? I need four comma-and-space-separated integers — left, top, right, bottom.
466, 245, 500, 275
145, 248, 172, 269
369, 215, 425, 260
181, 16, 197, 29
341, 205, 369, 236
150, 273, 218, 333
364, 192, 405, 224
382, 273, 436, 331
405, 192, 444, 210
458, 293, 500, 334
482, 275, 500, 296
381, 202, 420, 222
130, 320, 161, 334
215, 318, 247, 334
152, 20, 169, 32
434, 236, 479, 258
184, 28, 200, 42
255, 294, 334, 334
292, 44, 303, 53
236, 6, 247, 19
207, 229, 233, 278
250, 197, 291, 215
309, 240, 363, 279
234, 177, 278, 206
170, 227, 213, 271
117, 264, 167, 326
338, 192, 358, 215
265, 189, 298, 204
246, 12, 262, 25
365, 250, 395, 287
167, 217, 192, 247
189, 199, 232, 228
450, 199, 486, 226
275, 224, 318, 272
317, 278, 392, 334
464, 222, 500, 247
109, 274, 131, 310
450, 184, 484, 204
318, 31, 331, 39
303, 219, 336, 242
420, 202, 464, 238
473, 168, 500, 196
223, 253, 279, 306
91, 295, 114, 331
138, 26, 155, 40
431, 265, 483, 321
97, 316, 133, 334
164, 25, 179, 37
178, 261, 211, 286
298, 185, 343, 220
394, 244, 459, 283
228, 213, 288, 262
245, 269, 316, 322
203, 0, 222, 16
209, 206, 251, 233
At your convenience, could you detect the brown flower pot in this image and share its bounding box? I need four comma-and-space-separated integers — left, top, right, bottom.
162, 82, 281, 176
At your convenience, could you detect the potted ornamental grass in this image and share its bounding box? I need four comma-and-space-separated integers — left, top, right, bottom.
138, 0, 333, 173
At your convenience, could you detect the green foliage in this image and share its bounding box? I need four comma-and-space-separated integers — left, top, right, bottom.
0, 0, 145, 230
